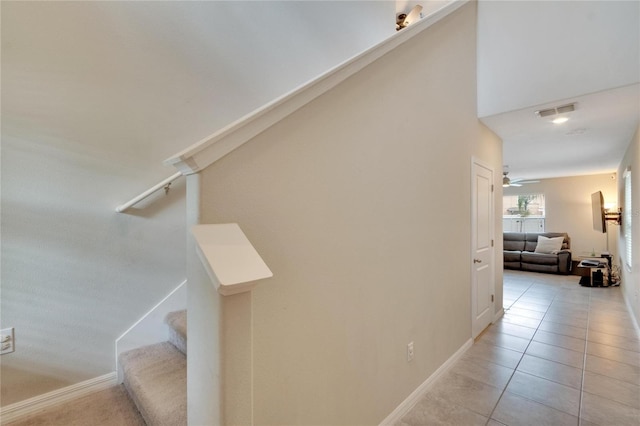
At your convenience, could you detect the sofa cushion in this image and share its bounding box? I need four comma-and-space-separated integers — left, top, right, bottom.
524, 232, 570, 252
503, 233, 526, 251
504, 250, 522, 262
524, 234, 538, 252
504, 261, 521, 270
542, 232, 570, 250
535, 236, 564, 254
521, 252, 559, 265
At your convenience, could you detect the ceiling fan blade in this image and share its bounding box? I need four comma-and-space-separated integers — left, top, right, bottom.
510, 177, 539, 183
510, 183, 522, 187
402, 5, 423, 27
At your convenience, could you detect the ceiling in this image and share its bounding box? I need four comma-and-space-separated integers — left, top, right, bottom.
481, 84, 640, 181
476, 1, 640, 182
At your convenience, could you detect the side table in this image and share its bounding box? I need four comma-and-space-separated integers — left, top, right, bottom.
576, 256, 611, 287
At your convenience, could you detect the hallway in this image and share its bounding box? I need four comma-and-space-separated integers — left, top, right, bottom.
398, 270, 640, 426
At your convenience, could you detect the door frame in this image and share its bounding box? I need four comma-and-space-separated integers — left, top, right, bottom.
471, 157, 496, 338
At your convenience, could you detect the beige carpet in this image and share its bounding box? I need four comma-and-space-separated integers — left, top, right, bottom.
120, 341, 186, 426
5, 385, 145, 426
7, 310, 187, 426
165, 310, 187, 355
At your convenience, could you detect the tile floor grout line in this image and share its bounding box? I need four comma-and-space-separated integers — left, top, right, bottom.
576, 286, 592, 426
581, 287, 640, 413
481, 276, 539, 426
513, 280, 585, 418
488, 274, 598, 424
485, 276, 559, 424
549, 276, 592, 424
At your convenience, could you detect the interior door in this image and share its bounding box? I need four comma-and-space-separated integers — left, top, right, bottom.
472, 160, 494, 338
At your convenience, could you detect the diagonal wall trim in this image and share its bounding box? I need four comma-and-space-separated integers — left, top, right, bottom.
378, 338, 473, 425
164, 0, 467, 175
115, 279, 187, 382
0, 373, 117, 424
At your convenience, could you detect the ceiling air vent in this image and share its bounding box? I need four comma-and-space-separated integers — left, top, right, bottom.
535, 102, 576, 118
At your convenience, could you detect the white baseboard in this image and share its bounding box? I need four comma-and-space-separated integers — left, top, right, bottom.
0, 372, 117, 424
493, 307, 505, 323
379, 338, 473, 425
622, 289, 640, 337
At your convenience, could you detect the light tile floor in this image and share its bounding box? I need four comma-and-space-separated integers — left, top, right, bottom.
398, 270, 640, 426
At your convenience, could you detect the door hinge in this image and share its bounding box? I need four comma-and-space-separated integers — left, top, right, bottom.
491, 184, 494, 192
491, 294, 494, 302
491, 239, 494, 247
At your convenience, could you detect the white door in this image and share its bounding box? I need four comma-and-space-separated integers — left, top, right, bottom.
472, 161, 494, 338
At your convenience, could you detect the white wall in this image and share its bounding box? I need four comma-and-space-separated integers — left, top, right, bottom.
617, 126, 640, 326
477, 0, 640, 117
0, 1, 393, 404
504, 173, 619, 261
0, 135, 188, 405
194, 3, 497, 424
396, 0, 453, 16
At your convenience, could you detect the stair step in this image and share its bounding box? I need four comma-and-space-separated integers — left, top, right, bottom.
119, 341, 186, 426
165, 310, 187, 355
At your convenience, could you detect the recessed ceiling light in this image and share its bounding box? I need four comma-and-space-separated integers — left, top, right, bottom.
552, 117, 569, 124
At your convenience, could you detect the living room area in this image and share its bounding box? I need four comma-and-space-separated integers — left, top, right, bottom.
477, 0, 638, 319
400, 148, 640, 425
502, 172, 621, 286
472, 2, 639, 423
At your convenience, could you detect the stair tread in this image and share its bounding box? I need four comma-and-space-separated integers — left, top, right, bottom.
165, 310, 187, 355
119, 341, 186, 426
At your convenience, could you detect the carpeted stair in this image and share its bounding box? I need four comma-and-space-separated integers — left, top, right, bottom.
165, 310, 187, 355
119, 310, 187, 426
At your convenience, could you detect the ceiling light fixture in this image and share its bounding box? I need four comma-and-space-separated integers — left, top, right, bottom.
552, 117, 569, 124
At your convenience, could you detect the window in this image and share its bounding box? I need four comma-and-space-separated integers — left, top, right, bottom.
503, 194, 545, 232
624, 169, 632, 270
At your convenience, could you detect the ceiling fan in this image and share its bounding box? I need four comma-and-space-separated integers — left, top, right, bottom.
502, 171, 539, 187
396, 5, 423, 31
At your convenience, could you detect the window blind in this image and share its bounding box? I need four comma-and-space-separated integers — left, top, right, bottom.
624, 169, 632, 270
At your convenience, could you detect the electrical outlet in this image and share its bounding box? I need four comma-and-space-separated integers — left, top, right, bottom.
1, 328, 15, 355
407, 341, 414, 362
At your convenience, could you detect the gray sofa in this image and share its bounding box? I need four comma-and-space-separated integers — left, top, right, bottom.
503, 232, 572, 274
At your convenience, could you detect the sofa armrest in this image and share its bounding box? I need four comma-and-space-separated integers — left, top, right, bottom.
557, 250, 572, 274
